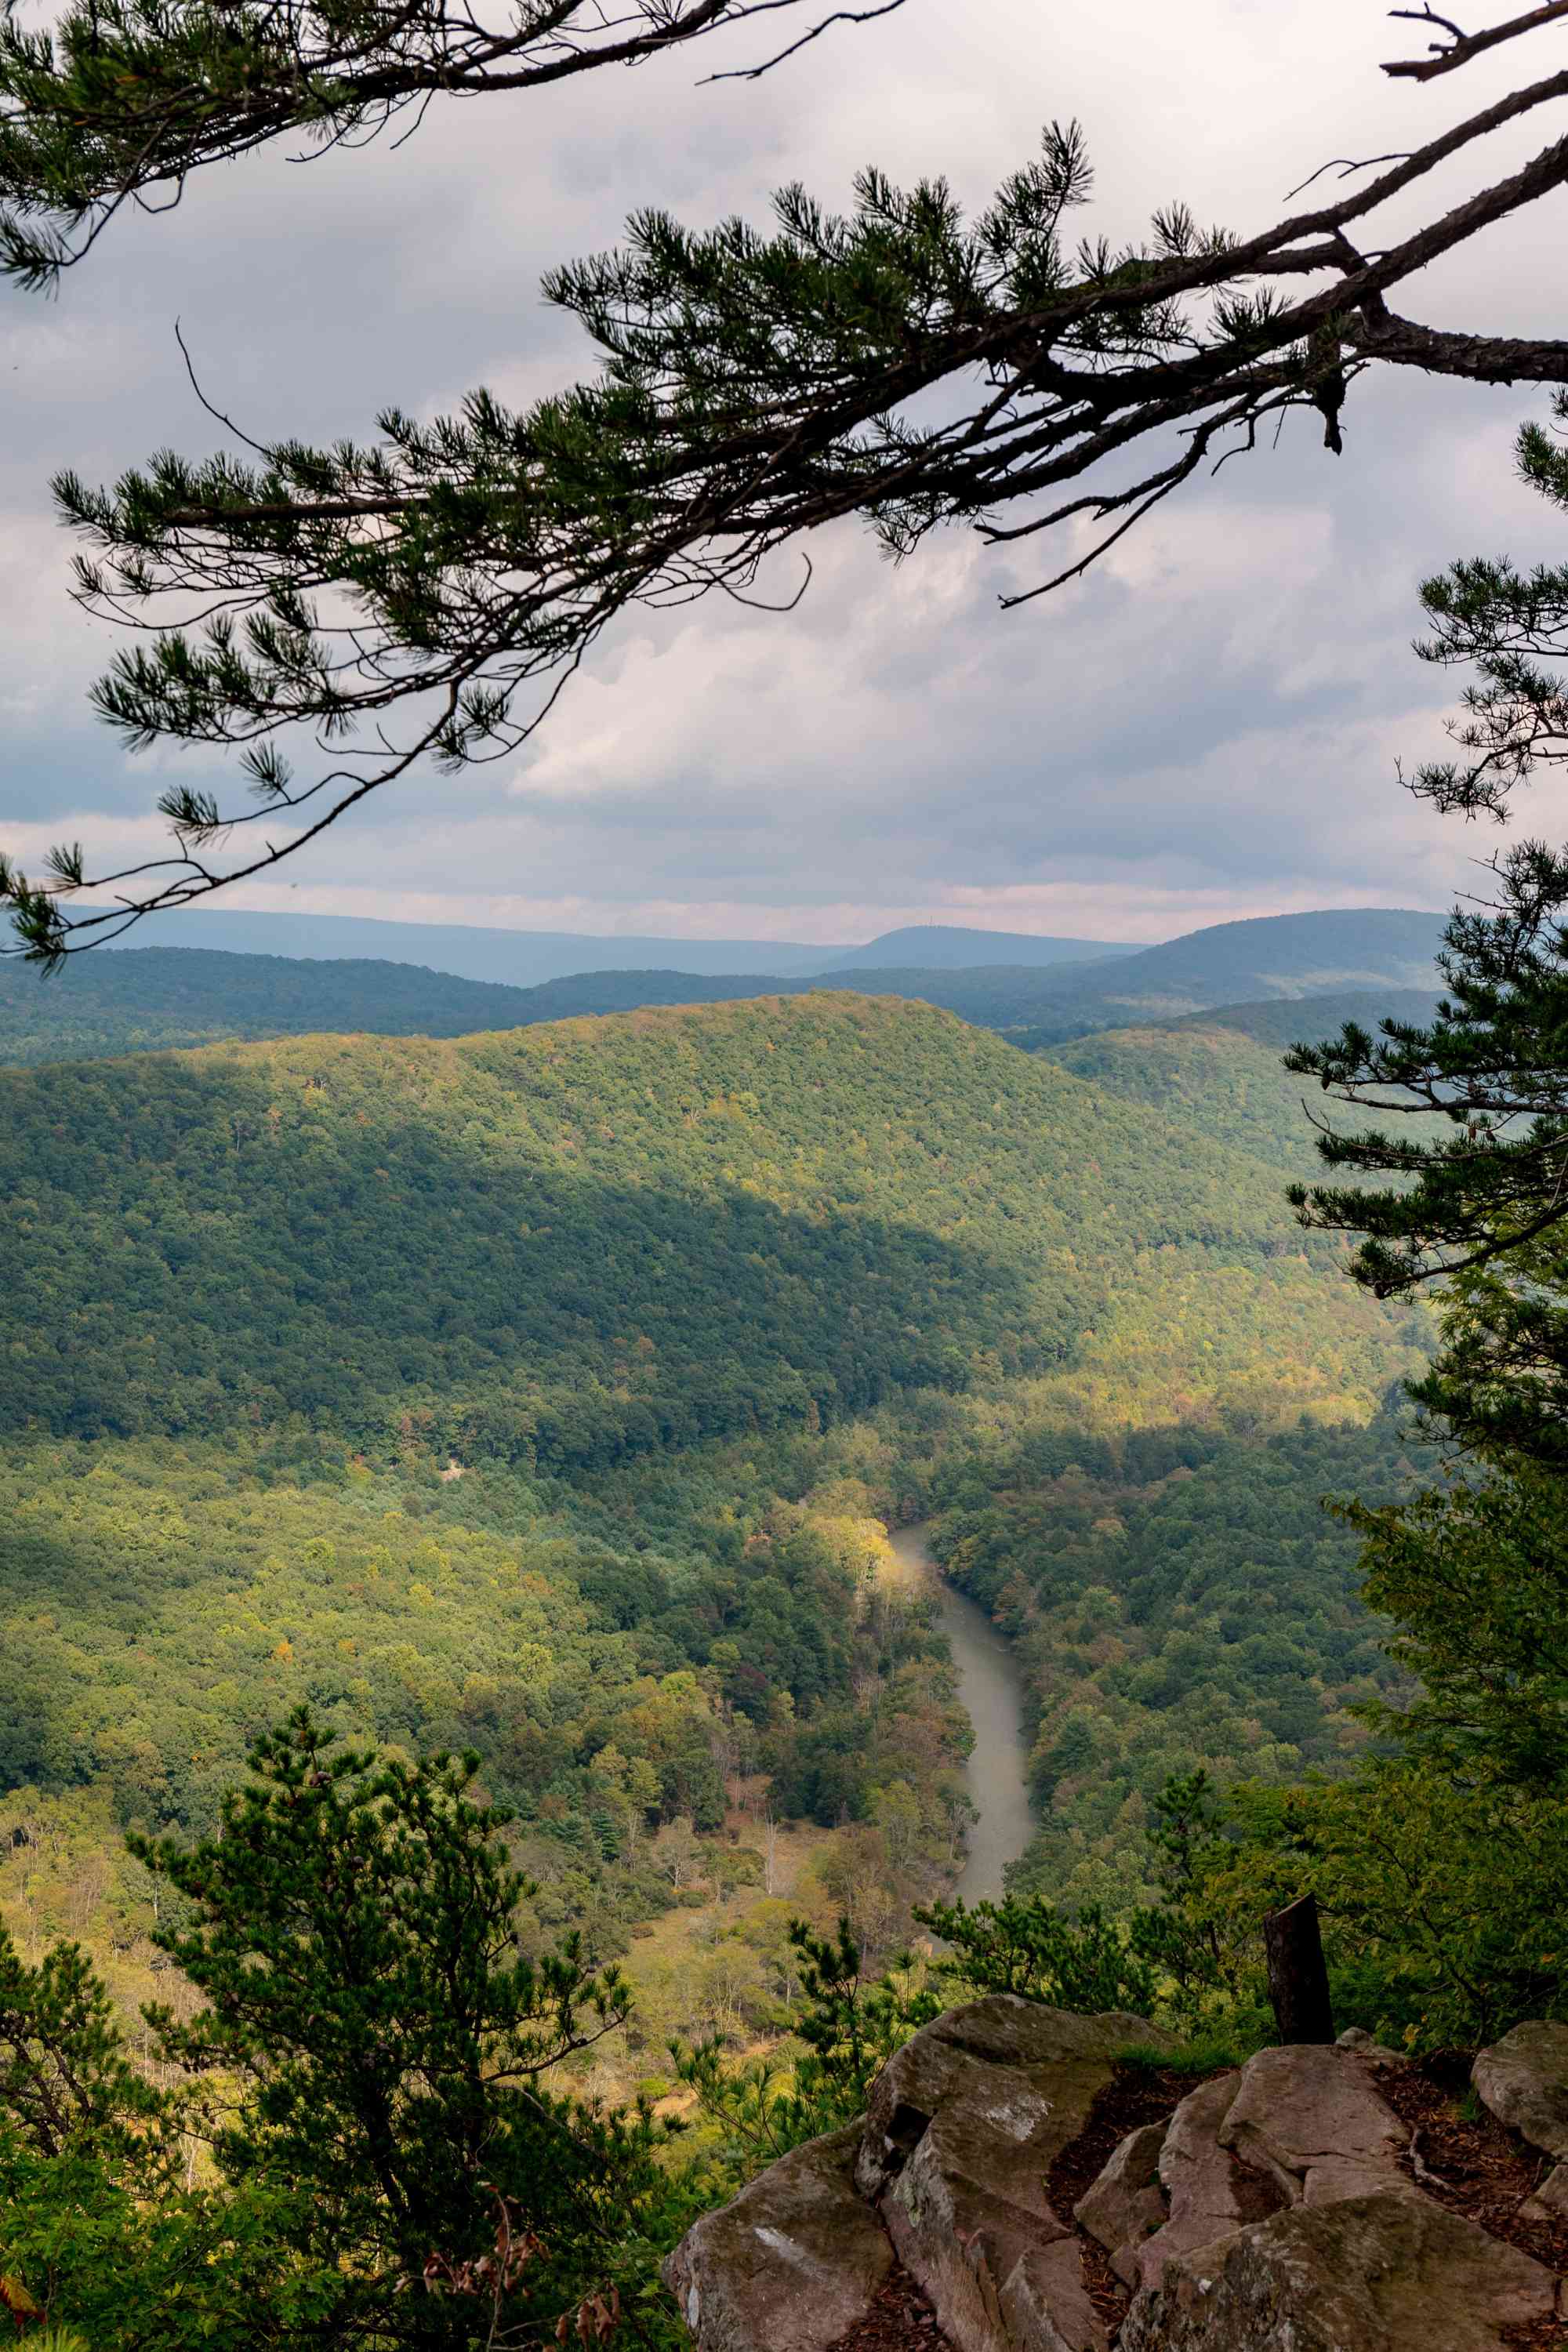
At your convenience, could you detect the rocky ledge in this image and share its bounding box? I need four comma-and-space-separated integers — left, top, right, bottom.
665, 1999, 1568, 2352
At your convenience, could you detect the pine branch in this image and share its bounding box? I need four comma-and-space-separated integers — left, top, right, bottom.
0, 0, 907, 287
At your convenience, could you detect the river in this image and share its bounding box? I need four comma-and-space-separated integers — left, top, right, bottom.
888, 1521, 1035, 1904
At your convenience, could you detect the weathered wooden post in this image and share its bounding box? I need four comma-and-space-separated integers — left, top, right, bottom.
1264, 1891, 1334, 2043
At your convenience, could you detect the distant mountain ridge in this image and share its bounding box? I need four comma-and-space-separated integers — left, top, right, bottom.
79, 906, 844, 983
0, 949, 554, 1066
1054, 908, 1446, 1007
2, 909, 1450, 1069
516, 909, 1447, 1040
78, 904, 1132, 985
989, 908, 1448, 1045
822, 924, 1129, 971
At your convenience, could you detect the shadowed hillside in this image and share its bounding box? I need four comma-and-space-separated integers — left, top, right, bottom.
1, 994, 1425, 1462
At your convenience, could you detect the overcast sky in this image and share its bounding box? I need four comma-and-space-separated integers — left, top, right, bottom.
5, 0, 1568, 947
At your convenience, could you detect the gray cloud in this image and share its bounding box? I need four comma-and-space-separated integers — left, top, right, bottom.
4, 1, 1568, 945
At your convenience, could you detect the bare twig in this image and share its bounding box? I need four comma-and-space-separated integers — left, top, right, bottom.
1383, 0, 1568, 82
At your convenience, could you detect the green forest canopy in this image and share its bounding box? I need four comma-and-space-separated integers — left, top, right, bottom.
1, 990, 1430, 1883
1, 978, 1467, 2350
0, 994, 1426, 1464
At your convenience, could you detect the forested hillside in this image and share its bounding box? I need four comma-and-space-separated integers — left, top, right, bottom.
1, 986, 1436, 1933
0, 950, 1163, 1065
1044, 1024, 1374, 1178
1044, 1018, 1454, 1182
925, 1414, 1427, 1908
1, 981, 1445, 2342
0, 949, 1147, 1066
0, 948, 557, 1065
0, 1436, 959, 1842
1165, 988, 1443, 1048
2, 989, 1428, 1890
0, 996, 1423, 1461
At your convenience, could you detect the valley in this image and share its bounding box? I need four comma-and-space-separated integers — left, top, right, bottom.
5, 2, 1566, 2333
1, 971, 1432, 2110
9, 902, 1523, 2352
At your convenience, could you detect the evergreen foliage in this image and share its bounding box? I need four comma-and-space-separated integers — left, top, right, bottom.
2, 1715, 685, 2347
0, 1919, 167, 2167
1402, 390, 1568, 821
1292, 840, 1568, 1466
0, 0, 890, 286
1286, 406, 1568, 1454
130, 1710, 660, 2344
915, 1892, 1158, 2018
1138, 405, 1568, 2042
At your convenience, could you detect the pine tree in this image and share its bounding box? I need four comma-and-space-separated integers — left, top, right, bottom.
127, 1708, 661, 2346
1187, 389, 1568, 2045
1397, 387, 1568, 823
0, 1918, 170, 2169
1288, 875, 1568, 1461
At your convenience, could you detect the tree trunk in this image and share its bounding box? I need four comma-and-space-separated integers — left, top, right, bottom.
1264, 1892, 1334, 2044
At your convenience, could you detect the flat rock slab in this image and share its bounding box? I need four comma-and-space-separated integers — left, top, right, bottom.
857, 1997, 1164, 2201
1473, 2020, 1568, 2161
664, 2124, 894, 2352
1219, 2044, 1408, 2207
1119, 2190, 1559, 2352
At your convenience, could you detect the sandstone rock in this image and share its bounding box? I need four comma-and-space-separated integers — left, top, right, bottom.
1519, 2158, 1568, 2223
1472, 2020, 1568, 2160
1119, 2190, 1558, 2352
881, 2140, 1112, 2352
1219, 2043, 1409, 2206
1335, 2026, 1406, 2063
998, 2237, 1109, 2352
858, 1998, 1161, 2352
1133, 2043, 1414, 2293
1074, 2121, 1167, 2288
662, 2124, 893, 2352
1134, 2071, 1285, 2292
855, 1996, 1163, 2201
882, 2137, 1071, 2352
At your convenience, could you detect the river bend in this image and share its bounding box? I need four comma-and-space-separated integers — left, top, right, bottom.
889, 1521, 1034, 1903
